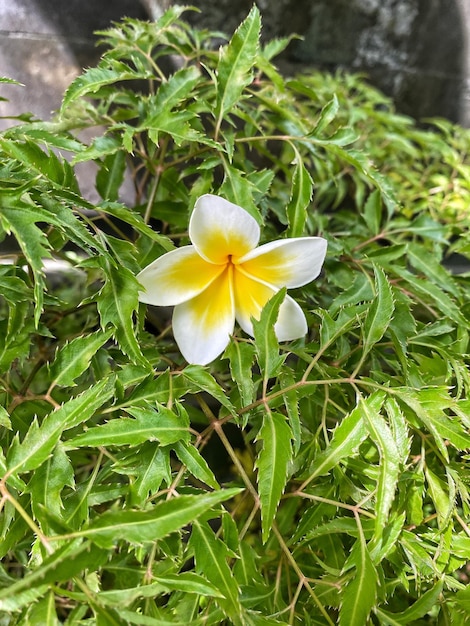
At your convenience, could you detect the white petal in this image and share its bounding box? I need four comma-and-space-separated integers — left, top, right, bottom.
189, 194, 260, 264
274, 295, 308, 341
233, 265, 308, 341
137, 246, 223, 306
238, 237, 327, 288
233, 266, 277, 337
172, 266, 235, 365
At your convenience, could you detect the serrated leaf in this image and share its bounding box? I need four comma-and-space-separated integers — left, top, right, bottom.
394, 267, 466, 325
83, 489, 241, 548
220, 164, 263, 224
339, 539, 377, 626
425, 467, 452, 529
363, 189, 382, 235
279, 369, 301, 455
378, 580, 444, 624
360, 396, 400, 541
225, 340, 255, 409
182, 365, 237, 416
407, 245, 458, 296
26, 444, 74, 522
362, 265, 394, 357
286, 151, 313, 237
98, 201, 173, 249
311, 95, 339, 135
143, 66, 201, 126
256, 412, 293, 543
173, 440, 220, 489
0, 204, 51, 325
395, 387, 470, 460
94, 574, 224, 607
327, 145, 400, 213
97, 259, 147, 365
25, 590, 59, 626
66, 404, 190, 449
49, 328, 113, 387
96, 150, 126, 201
7, 377, 115, 474
0, 540, 107, 609
252, 288, 286, 380
190, 521, 243, 624
61, 63, 150, 113
215, 5, 261, 121
309, 393, 385, 480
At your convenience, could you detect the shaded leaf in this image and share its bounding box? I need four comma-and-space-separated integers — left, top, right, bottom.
255, 412, 293, 543
84, 489, 241, 548
7, 377, 115, 474
339, 538, 377, 626
48, 328, 113, 387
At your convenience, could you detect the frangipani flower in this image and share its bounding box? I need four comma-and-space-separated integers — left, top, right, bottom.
137, 194, 327, 365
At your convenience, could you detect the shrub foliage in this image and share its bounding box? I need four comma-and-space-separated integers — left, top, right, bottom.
1, 6, 470, 625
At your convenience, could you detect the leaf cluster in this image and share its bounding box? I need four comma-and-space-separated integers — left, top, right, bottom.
1, 6, 470, 625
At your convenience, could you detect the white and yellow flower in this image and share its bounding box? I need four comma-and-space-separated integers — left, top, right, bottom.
137, 194, 327, 365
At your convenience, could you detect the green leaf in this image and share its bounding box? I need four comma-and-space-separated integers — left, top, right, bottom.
215, 5, 261, 122
83, 489, 241, 548
190, 521, 243, 624
26, 444, 74, 522
396, 387, 470, 459
7, 377, 115, 474
311, 95, 339, 135
339, 538, 377, 626
98, 201, 173, 249
394, 267, 466, 325
308, 393, 385, 480
407, 245, 458, 296
0, 204, 51, 325
219, 164, 263, 224
279, 369, 301, 455
0, 540, 108, 609
362, 265, 394, 357
66, 404, 190, 449
425, 467, 452, 529
378, 580, 444, 624
96, 150, 126, 201
252, 288, 287, 380
142, 66, 202, 126
360, 396, 400, 541
97, 259, 147, 365
363, 189, 382, 235
25, 590, 59, 625
94, 574, 224, 607
61, 63, 150, 113
173, 441, 220, 489
182, 365, 237, 416
286, 151, 313, 237
255, 412, 293, 543
225, 340, 256, 409
48, 328, 113, 387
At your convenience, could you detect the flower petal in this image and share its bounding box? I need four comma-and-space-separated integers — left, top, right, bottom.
274, 295, 308, 341
189, 194, 260, 264
233, 268, 308, 341
172, 266, 235, 365
233, 267, 277, 336
137, 246, 224, 306
237, 237, 327, 288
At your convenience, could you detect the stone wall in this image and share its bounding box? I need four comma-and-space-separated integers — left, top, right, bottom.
0, 0, 469, 126
184, 0, 469, 125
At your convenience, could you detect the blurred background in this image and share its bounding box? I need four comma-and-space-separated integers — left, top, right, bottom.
1, 0, 469, 128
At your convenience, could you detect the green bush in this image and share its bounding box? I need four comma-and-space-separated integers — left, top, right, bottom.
1, 6, 470, 624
